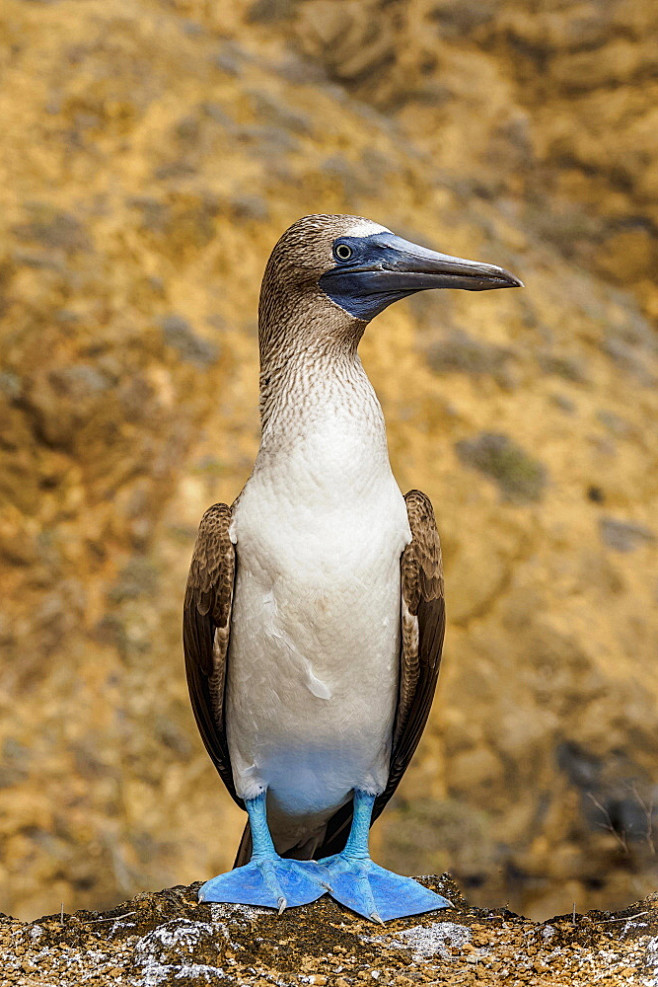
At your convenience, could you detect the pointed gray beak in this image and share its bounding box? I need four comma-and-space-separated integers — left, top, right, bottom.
369, 234, 524, 292
320, 231, 523, 322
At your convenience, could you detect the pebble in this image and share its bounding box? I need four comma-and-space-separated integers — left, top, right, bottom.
1, 881, 657, 986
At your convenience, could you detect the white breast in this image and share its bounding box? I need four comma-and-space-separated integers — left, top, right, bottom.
225, 401, 410, 846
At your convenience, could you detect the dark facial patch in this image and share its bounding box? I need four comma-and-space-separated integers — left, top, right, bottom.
319, 231, 523, 321
320, 233, 420, 321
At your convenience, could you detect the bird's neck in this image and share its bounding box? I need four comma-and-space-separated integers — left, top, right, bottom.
255, 341, 391, 494
259, 340, 385, 440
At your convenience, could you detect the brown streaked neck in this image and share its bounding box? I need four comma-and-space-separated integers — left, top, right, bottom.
257, 287, 369, 435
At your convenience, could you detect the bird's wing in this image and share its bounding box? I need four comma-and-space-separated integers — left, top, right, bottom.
311, 488, 445, 858
183, 502, 242, 807
383, 488, 446, 806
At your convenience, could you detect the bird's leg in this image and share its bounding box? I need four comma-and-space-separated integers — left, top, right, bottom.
199, 791, 329, 912
318, 790, 453, 923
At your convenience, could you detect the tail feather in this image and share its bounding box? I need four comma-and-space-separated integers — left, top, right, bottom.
281, 833, 324, 860
233, 795, 390, 867
232, 819, 334, 867
309, 802, 354, 859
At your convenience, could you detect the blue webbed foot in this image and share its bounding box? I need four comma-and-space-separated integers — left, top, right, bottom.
319, 854, 452, 923
200, 790, 330, 913
318, 791, 452, 923
199, 857, 329, 913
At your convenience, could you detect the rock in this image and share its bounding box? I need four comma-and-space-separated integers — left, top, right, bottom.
159, 315, 219, 368
1, 880, 657, 985
1, 0, 657, 930
455, 432, 548, 502
426, 329, 516, 387
599, 517, 656, 553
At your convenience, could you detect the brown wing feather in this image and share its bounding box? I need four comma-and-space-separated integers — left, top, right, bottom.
313, 489, 445, 858
183, 502, 243, 808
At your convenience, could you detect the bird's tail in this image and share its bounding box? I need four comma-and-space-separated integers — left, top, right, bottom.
232, 820, 329, 868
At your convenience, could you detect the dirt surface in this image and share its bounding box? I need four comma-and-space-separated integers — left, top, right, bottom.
1, 876, 658, 986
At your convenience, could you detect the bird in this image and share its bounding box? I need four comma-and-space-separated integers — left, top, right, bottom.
183, 214, 523, 923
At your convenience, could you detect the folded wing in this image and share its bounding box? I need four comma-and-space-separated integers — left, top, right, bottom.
183, 503, 241, 807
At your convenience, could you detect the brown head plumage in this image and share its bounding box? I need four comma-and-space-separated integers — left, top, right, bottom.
258, 214, 388, 361
257, 212, 522, 423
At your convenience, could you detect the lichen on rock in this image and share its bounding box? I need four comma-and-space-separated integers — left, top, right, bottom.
2, 879, 658, 986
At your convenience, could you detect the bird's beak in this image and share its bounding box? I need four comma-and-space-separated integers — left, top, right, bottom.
320, 231, 523, 322
363, 233, 524, 292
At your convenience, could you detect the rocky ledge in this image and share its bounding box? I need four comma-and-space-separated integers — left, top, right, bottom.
1, 877, 657, 986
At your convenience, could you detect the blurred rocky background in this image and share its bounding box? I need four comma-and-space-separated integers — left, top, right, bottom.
1, 0, 657, 923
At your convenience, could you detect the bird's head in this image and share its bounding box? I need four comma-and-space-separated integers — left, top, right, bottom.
259, 214, 523, 359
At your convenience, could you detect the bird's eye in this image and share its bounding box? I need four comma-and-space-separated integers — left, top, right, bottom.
334, 243, 353, 262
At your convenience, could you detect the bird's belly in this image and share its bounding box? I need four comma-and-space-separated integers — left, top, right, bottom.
226, 540, 402, 820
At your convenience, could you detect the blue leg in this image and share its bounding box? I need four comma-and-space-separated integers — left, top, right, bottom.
199, 792, 329, 913
319, 791, 453, 923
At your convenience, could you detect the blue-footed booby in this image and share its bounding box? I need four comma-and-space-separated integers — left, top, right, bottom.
184, 215, 522, 923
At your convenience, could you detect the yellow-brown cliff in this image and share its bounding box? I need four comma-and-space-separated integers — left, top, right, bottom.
1, 0, 656, 922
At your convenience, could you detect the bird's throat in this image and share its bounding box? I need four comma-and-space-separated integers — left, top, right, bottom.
255, 348, 392, 502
